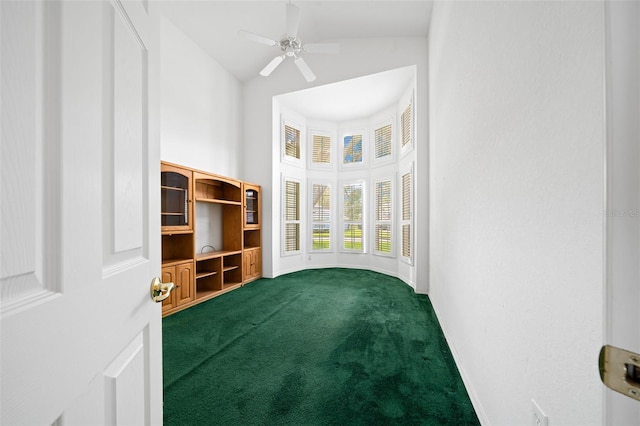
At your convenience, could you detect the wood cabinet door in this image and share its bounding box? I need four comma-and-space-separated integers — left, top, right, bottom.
253, 248, 261, 278
161, 266, 177, 313
243, 248, 261, 281
243, 250, 252, 281
175, 262, 195, 306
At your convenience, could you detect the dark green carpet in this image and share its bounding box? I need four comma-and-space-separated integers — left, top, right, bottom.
163, 268, 479, 425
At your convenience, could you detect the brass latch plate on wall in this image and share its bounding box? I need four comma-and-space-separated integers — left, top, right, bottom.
599, 345, 640, 402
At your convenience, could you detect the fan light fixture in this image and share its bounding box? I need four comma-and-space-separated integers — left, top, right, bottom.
238, 3, 340, 82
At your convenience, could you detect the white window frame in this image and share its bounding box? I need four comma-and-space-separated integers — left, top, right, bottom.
340, 129, 367, 170
282, 175, 303, 256
399, 93, 414, 158
308, 180, 333, 252
282, 116, 304, 166
372, 118, 395, 166
372, 176, 394, 257
308, 128, 333, 171
340, 179, 366, 253
399, 163, 414, 265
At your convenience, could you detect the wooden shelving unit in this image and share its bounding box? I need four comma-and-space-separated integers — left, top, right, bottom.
160, 161, 262, 316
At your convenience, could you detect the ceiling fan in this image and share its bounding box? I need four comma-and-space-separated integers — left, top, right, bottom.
238, 3, 340, 82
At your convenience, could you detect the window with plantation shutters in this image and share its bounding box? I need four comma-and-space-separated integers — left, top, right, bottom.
311, 183, 331, 251
401, 169, 413, 262
284, 124, 301, 160
342, 182, 364, 252
374, 124, 392, 159
283, 178, 300, 253
374, 179, 392, 255
312, 134, 331, 165
343, 134, 363, 165
401, 102, 412, 149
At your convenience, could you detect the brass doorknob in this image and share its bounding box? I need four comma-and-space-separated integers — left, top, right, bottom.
150, 277, 174, 303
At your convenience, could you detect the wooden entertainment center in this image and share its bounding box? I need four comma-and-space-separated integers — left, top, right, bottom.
160, 161, 261, 316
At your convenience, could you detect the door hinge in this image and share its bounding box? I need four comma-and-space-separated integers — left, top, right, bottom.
599, 345, 640, 401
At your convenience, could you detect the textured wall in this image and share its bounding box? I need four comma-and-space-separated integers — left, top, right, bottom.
428, 1, 605, 424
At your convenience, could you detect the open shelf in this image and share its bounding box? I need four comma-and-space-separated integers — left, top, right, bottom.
162, 257, 193, 267
195, 288, 219, 300
195, 250, 241, 261
222, 282, 242, 290
194, 173, 242, 204
244, 229, 261, 249
196, 271, 217, 279
162, 233, 193, 264
196, 198, 241, 206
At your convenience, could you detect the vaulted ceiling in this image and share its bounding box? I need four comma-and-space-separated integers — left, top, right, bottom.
157, 1, 433, 83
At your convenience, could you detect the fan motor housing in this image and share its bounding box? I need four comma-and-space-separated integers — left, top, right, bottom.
280, 37, 301, 57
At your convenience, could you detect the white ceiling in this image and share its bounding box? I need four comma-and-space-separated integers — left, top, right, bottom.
157, 1, 433, 83
157, 1, 431, 121
276, 66, 416, 121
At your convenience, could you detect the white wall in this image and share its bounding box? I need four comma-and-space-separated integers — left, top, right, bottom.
428, 2, 605, 425
160, 17, 243, 177
243, 37, 428, 288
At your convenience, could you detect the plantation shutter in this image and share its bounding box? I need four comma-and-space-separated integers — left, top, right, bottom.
311, 183, 331, 250
401, 103, 412, 148
284, 179, 300, 252
343, 134, 363, 164
374, 179, 392, 254
284, 125, 301, 159
401, 171, 412, 259
343, 182, 363, 251
312, 135, 331, 164
374, 124, 392, 159
375, 181, 392, 222
312, 184, 330, 221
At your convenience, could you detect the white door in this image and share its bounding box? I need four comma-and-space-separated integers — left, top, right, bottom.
1, 1, 163, 424
604, 0, 640, 424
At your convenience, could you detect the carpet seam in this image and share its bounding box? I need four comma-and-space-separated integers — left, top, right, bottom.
164, 290, 308, 391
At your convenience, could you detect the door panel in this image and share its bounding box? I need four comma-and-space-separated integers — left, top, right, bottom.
0, 1, 162, 424
111, 0, 145, 255
0, 0, 60, 312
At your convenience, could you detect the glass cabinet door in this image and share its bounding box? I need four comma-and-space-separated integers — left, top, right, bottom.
245, 188, 258, 226
161, 170, 190, 228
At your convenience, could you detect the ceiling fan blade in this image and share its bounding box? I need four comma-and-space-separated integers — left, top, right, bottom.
238, 29, 277, 47
286, 3, 300, 38
303, 43, 340, 55
294, 57, 316, 82
260, 55, 285, 77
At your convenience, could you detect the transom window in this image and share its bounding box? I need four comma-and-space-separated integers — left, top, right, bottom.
343, 134, 363, 165
284, 124, 301, 160
401, 102, 412, 150
312, 134, 331, 165
374, 124, 392, 159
